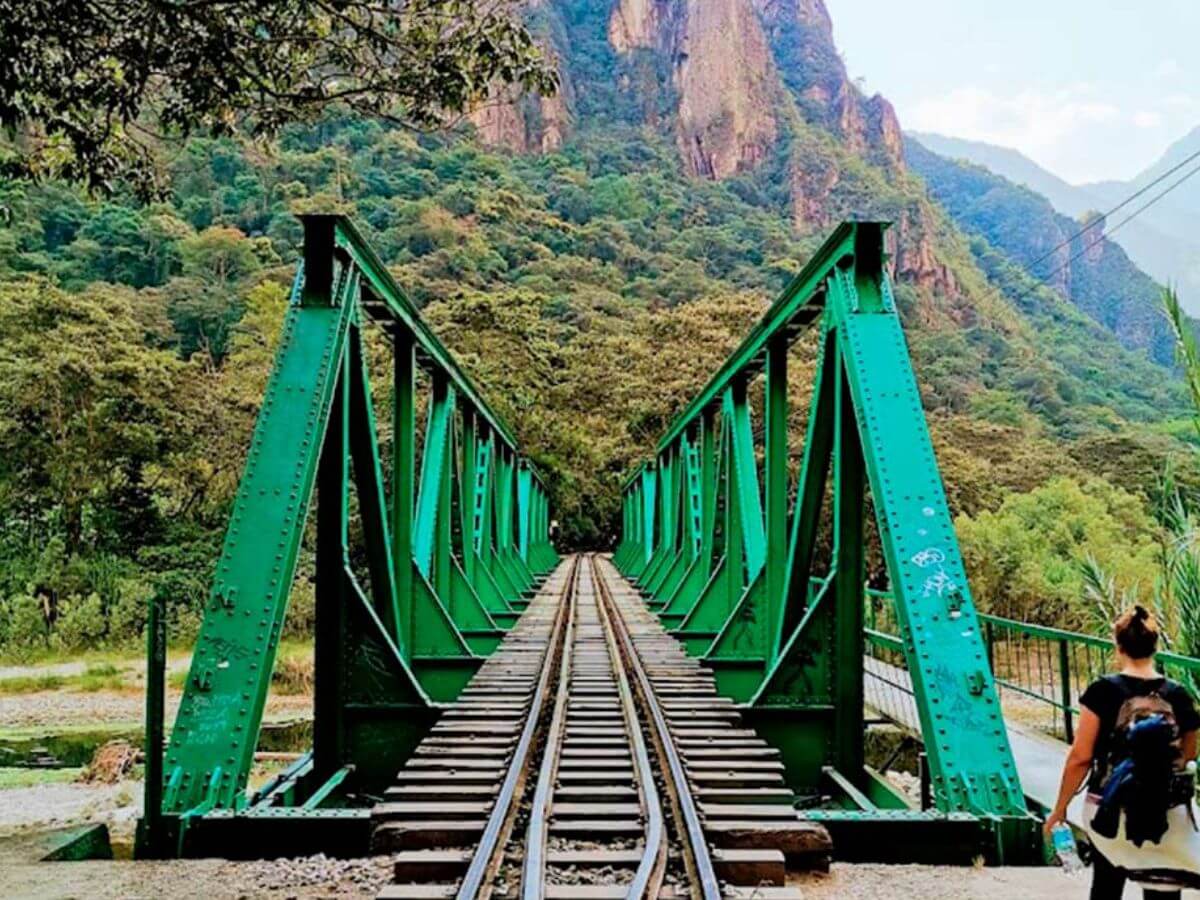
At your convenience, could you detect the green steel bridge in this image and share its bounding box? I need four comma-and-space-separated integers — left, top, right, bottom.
130, 215, 1199, 870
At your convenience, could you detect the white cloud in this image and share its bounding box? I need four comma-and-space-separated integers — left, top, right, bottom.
905, 86, 1120, 158
1154, 59, 1183, 80
1132, 110, 1164, 129
1161, 93, 1200, 111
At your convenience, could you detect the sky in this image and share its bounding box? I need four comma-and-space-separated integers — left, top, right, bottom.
828, 0, 1200, 185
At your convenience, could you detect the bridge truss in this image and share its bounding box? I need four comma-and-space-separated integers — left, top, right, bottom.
614, 222, 1040, 863
138, 215, 557, 857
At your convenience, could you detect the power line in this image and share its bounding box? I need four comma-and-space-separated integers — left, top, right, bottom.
1103, 159, 1200, 245
1012, 144, 1200, 283
1006, 158, 1200, 310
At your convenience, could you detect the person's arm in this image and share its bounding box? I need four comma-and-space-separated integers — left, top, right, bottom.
1184, 729, 1197, 763
1044, 706, 1101, 835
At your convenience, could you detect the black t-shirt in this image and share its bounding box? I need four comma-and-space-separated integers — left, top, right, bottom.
1079, 673, 1200, 792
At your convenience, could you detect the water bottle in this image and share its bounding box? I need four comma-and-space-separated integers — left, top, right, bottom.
1050, 823, 1084, 874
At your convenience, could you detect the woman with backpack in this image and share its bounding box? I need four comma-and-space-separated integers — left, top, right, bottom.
1045, 605, 1199, 898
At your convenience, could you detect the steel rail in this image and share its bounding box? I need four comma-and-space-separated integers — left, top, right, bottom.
456, 554, 580, 900
521, 553, 581, 899
589, 553, 668, 900
591, 557, 721, 900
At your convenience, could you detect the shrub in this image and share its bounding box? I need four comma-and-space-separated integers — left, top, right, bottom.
52, 592, 108, 651
956, 476, 1160, 627
1, 593, 49, 661
271, 654, 314, 695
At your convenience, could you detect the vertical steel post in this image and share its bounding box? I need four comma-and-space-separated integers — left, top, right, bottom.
1059, 639, 1074, 743
642, 467, 657, 567
985, 620, 996, 674
460, 408, 477, 584
625, 492, 631, 545
393, 331, 416, 657
765, 334, 788, 663
832, 342, 865, 777
314, 352, 350, 778
140, 591, 166, 857
701, 408, 716, 558
434, 378, 453, 609
301, 216, 336, 306
729, 379, 766, 582
919, 752, 932, 811
517, 465, 532, 563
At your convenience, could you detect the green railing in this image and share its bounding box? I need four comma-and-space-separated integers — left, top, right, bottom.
866, 589, 1200, 743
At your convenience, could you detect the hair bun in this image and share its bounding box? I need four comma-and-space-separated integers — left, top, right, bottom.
1115, 604, 1160, 659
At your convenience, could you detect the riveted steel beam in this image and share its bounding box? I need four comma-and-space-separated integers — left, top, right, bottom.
616, 221, 1038, 863
144, 215, 557, 857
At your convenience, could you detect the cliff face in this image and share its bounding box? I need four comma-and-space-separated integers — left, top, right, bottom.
608, 0, 779, 179
608, 0, 661, 52
483, 0, 902, 183
604, 0, 945, 297
470, 86, 573, 155
752, 0, 904, 170
469, 0, 574, 154
891, 208, 960, 305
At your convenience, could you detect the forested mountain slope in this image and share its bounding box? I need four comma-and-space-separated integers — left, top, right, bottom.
912, 129, 1200, 316
906, 136, 1178, 364
0, 0, 1194, 654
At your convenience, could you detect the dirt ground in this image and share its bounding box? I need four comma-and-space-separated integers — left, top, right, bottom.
0, 687, 311, 732
0, 851, 1101, 899
0, 776, 1107, 899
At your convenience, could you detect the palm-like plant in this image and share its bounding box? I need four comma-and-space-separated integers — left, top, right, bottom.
1085, 290, 1200, 691
1080, 553, 1136, 636
1159, 288, 1200, 689
1165, 287, 1200, 435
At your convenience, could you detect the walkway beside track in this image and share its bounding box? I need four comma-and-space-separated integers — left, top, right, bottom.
864, 658, 1083, 827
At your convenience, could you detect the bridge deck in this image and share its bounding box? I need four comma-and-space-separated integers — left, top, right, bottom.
864, 658, 1085, 827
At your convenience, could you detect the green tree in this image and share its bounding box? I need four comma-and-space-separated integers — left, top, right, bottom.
0, 279, 186, 563
0, 0, 558, 195
955, 476, 1161, 626
179, 226, 262, 287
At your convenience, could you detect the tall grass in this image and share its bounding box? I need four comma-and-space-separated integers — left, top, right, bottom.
1159, 288, 1200, 685
1084, 289, 1200, 692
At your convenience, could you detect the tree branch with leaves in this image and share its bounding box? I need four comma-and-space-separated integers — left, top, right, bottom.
0, 0, 557, 196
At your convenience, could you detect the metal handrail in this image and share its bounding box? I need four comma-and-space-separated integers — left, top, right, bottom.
864, 589, 1200, 743
977, 612, 1200, 674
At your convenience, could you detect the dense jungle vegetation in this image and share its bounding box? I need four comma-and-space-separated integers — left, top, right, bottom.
0, 113, 1196, 658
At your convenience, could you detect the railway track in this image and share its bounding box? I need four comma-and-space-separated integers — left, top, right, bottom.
373, 555, 829, 899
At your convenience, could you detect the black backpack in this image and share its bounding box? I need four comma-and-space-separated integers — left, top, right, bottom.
1091, 678, 1192, 846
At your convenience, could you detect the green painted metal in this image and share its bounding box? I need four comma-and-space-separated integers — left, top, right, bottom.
143, 214, 556, 857
39, 824, 114, 862
615, 221, 1039, 863
135, 591, 167, 858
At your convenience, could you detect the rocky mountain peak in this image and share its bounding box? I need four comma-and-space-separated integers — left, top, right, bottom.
608, 0, 780, 180
476, 0, 903, 179
753, 0, 903, 170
